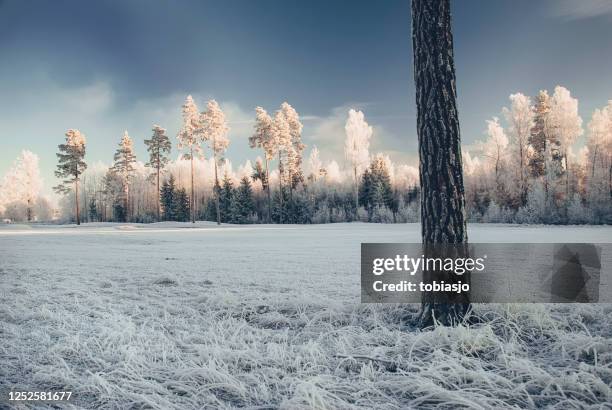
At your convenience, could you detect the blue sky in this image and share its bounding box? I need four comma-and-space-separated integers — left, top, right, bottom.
1, 0, 611, 193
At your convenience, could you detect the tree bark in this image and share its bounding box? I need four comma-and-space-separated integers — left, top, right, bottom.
265, 157, 271, 223
278, 151, 283, 224
75, 178, 80, 225
214, 153, 221, 225
156, 167, 161, 222
412, 0, 469, 327
354, 165, 359, 220
190, 148, 195, 224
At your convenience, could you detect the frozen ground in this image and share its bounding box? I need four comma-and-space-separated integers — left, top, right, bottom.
1, 223, 611, 409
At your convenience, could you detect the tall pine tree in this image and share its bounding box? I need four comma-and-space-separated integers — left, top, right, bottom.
111, 131, 137, 221
54, 129, 87, 225
413, 0, 469, 327
144, 125, 171, 221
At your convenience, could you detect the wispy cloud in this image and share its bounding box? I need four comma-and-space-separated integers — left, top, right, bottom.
547, 0, 612, 20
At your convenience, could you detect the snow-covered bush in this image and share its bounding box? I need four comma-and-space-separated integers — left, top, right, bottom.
371, 205, 394, 223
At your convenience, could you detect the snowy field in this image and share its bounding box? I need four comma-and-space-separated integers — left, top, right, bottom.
1, 223, 612, 409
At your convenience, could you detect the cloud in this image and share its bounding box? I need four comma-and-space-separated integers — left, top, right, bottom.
303, 104, 418, 168
547, 0, 612, 20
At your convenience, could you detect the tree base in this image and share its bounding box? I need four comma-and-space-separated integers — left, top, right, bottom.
417, 303, 471, 329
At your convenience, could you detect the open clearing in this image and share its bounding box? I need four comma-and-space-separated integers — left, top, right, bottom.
1, 223, 611, 409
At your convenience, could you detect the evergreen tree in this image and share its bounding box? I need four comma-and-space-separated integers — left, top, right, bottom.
144, 124, 171, 221
219, 173, 235, 223
251, 158, 268, 191
88, 197, 97, 222
173, 188, 191, 222
160, 175, 177, 221
54, 129, 87, 225
359, 155, 394, 219
231, 176, 255, 223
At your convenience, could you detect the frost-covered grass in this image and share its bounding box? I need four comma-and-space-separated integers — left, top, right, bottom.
1, 223, 611, 409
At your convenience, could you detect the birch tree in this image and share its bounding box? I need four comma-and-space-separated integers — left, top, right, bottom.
481, 117, 509, 203
412, 0, 469, 327
201, 99, 229, 225
344, 108, 372, 218
0, 150, 43, 221
177, 95, 204, 223
307, 146, 323, 182
54, 129, 87, 225
503, 93, 534, 205
144, 124, 171, 221
548, 86, 583, 198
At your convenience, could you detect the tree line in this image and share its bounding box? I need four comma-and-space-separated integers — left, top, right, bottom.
0, 90, 610, 225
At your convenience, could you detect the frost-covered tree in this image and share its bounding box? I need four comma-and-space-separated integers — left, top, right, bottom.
586, 101, 612, 221
111, 131, 137, 221
249, 107, 276, 222
177, 95, 204, 223
503, 93, 534, 205
479, 117, 509, 204
1, 150, 43, 221
307, 146, 323, 182
344, 109, 372, 218
587, 107, 610, 178
548, 86, 583, 198
200, 99, 230, 225
54, 129, 87, 225
144, 124, 171, 221
529, 90, 550, 178
272, 111, 291, 223
280, 102, 305, 191
359, 154, 394, 219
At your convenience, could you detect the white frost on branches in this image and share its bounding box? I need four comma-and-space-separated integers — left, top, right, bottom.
344, 109, 372, 180
177, 95, 204, 159
201, 99, 230, 163
0, 150, 43, 216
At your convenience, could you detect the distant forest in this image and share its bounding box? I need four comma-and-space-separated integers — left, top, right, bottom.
1, 86, 610, 225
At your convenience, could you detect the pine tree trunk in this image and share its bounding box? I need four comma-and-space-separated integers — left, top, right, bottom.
354, 166, 359, 220
412, 0, 469, 328
190, 149, 195, 224
75, 178, 80, 225
608, 161, 611, 199
591, 146, 597, 178
265, 157, 271, 223
157, 168, 161, 222
565, 154, 570, 199
278, 151, 283, 224
214, 154, 221, 225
